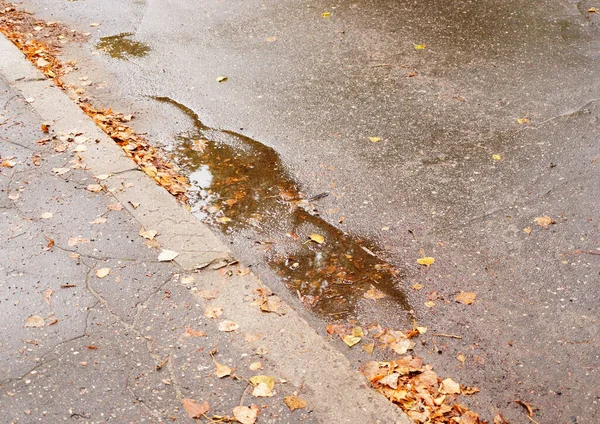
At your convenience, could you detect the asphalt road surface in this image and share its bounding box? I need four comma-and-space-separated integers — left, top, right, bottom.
14, 0, 600, 421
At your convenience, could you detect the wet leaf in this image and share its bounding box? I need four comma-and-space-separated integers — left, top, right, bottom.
233, 405, 259, 424
205, 306, 223, 319
307, 233, 325, 244
218, 320, 239, 332
40, 212, 53, 219
216, 76, 228, 82
158, 249, 179, 261
455, 292, 477, 305
252, 382, 274, 397
96, 268, 110, 278
214, 361, 234, 378
369, 136, 382, 143
343, 334, 361, 347
417, 257, 435, 266
86, 184, 103, 193
284, 395, 307, 411
249, 375, 275, 390
364, 285, 386, 300
139, 228, 157, 240
216, 216, 232, 223
440, 378, 461, 394
182, 399, 210, 419
24, 315, 45, 328
414, 44, 427, 50
535, 216, 555, 228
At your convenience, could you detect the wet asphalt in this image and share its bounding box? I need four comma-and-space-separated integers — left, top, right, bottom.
13, 0, 600, 422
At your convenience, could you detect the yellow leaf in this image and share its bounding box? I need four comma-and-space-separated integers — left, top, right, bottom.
214, 361, 233, 378
455, 291, 477, 305
424, 300, 435, 308
412, 283, 424, 290
96, 268, 110, 278
517, 116, 530, 124
492, 154, 502, 161
369, 136, 381, 143
216, 76, 228, 82
307, 233, 325, 244
416, 326, 427, 334
457, 353, 466, 364
217, 216, 231, 223
343, 334, 361, 347
535, 216, 554, 228
588, 7, 599, 13
321, 12, 331, 17
249, 375, 275, 390
417, 257, 435, 266
284, 396, 307, 411
351, 326, 364, 337
414, 44, 427, 50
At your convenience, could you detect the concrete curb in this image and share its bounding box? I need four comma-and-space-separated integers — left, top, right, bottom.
0, 34, 412, 424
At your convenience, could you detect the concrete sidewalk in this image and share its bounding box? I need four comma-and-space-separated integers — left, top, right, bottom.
0, 36, 409, 423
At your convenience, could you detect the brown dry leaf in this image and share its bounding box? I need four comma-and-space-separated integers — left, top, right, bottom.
205, 306, 223, 319
86, 184, 103, 193
218, 320, 239, 332
95, 268, 110, 278
515, 400, 535, 417
535, 216, 555, 228
260, 295, 283, 314
252, 382, 274, 397
440, 378, 461, 394
417, 257, 435, 266
44, 238, 55, 251
284, 395, 307, 411
364, 285, 386, 300
455, 292, 477, 305
139, 228, 157, 240
214, 361, 234, 378
523, 227, 532, 235
1, 159, 17, 168
185, 327, 205, 337
24, 315, 45, 328
233, 405, 259, 424
493, 413, 510, 424
181, 399, 209, 419
198, 289, 219, 300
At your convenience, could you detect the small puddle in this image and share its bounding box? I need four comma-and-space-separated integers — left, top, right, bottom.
96, 32, 150, 59
154, 97, 410, 318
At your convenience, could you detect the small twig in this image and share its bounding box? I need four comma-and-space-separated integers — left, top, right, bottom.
526, 415, 540, 424
432, 333, 462, 339
370, 63, 392, 68
572, 249, 600, 256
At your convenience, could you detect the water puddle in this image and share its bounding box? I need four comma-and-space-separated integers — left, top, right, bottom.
154, 97, 410, 318
96, 32, 150, 59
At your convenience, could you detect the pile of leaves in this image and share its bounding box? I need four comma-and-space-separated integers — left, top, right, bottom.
363, 356, 485, 424
0, 2, 190, 201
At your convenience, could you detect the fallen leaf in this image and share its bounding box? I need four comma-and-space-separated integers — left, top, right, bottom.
250, 375, 275, 390
233, 405, 259, 424
351, 326, 364, 337
218, 320, 239, 332
68, 236, 90, 246
44, 238, 55, 251
216, 76, 228, 82
492, 154, 502, 161
249, 362, 262, 371
107, 203, 123, 211
588, 7, 599, 13
390, 338, 415, 355
535, 216, 555, 228
517, 116, 530, 124
321, 11, 331, 17
424, 300, 435, 308
1, 159, 17, 168
216, 216, 231, 223
90, 22, 101, 27
185, 327, 205, 337
41, 123, 50, 133
260, 295, 283, 313
90, 217, 107, 225
139, 228, 158, 240
24, 315, 45, 328
414, 44, 427, 50
44, 288, 54, 305
8, 193, 20, 200
198, 289, 219, 300
379, 373, 401, 389
417, 257, 435, 266
369, 136, 382, 143
284, 396, 307, 411
96, 268, 110, 278
457, 353, 466, 364
455, 292, 477, 305
343, 334, 361, 347
86, 184, 103, 193
72, 144, 87, 153
182, 399, 210, 419
252, 382, 274, 397
412, 283, 424, 290
515, 400, 536, 417
214, 361, 234, 378
307, 233, 325, 244
362, 342, 375, 354
40, 212, 53, 219
205, 306, 223, 319
364, 285, 386, 300
51, 167, 70, 175
158, 249, 179, 261
265, 36, 277, 43
523, 227, 532, 235
94, 174, 111, 180
440, 378, 461, 394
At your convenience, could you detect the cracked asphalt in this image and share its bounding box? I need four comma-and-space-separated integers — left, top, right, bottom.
0, 77, 320, 423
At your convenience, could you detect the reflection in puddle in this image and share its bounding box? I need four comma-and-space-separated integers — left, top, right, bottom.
96, 32, 150, 59
154, 96, 410, 317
